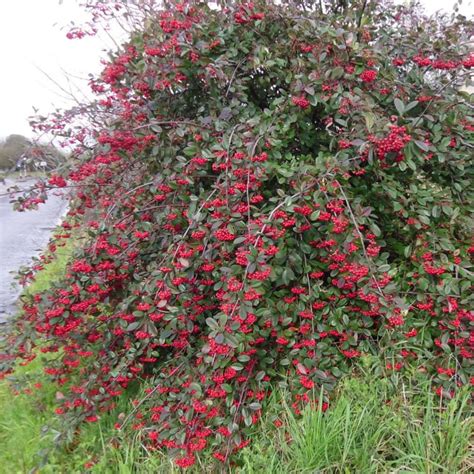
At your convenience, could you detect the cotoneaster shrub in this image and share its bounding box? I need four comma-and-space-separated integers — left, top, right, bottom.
1, 0, 473, 468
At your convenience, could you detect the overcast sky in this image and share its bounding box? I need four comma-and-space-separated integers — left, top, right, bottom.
0, 0, 472, 141
0, 0, 123, 140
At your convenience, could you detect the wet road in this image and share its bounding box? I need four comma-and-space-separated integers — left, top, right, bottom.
0, 179, 68, 321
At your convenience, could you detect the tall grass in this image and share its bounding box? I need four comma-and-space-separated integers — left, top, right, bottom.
239, 370, 473, 474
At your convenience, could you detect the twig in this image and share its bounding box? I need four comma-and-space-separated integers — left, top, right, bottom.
119, 360, 185, 429
335, 181, 386, 298
225, 58, 247, 98
132, 120, 210, 131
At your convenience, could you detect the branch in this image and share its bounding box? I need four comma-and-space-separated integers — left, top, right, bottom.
336, 181, 386, 299
132, 120, 211, 131
357, 0, 368, 40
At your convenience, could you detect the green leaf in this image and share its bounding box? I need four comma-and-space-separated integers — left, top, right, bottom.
363, 112, 375, 131
219, 313, 228, 326
256, 371, 266, 381
414, 140, 429, 152
404, 100, 419, 112
418, 278, 429, 291
418, 215, 430, 225
331, 67, 344, 79
183, 145, 198, 156
126, 322, 141, 332
277, 167, 294, 178
282, 267, 295, 285
205, 318, 219, 330
394, 98, 405, 115
189, 383, 202, 396
371, 223, 381, 237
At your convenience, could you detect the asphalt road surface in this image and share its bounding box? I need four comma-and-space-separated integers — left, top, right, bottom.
0, 179, 67, 321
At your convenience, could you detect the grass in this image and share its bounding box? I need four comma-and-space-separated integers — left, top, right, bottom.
0, 240, 472, 473
24, 243, 74, 295
0, 369, 177, 473
239, 368, 473, 473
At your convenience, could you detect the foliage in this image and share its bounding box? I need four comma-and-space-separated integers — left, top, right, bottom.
1, 0, 473, 468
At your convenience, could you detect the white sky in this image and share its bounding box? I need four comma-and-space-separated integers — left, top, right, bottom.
0, 0, 124, 140
0, 0, 472, 140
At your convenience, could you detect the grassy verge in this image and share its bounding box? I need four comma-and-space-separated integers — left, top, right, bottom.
1, 241, 472, 473
239, 368, 473, 473
24, 243, 74, 296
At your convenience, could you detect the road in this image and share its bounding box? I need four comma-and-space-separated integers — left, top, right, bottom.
0, 179, 68, 321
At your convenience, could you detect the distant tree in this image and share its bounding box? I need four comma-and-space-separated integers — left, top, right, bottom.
0, 135, 30, 170
0, 134, 65, 171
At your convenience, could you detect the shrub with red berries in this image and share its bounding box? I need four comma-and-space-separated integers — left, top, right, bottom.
1, 0, 473, 469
